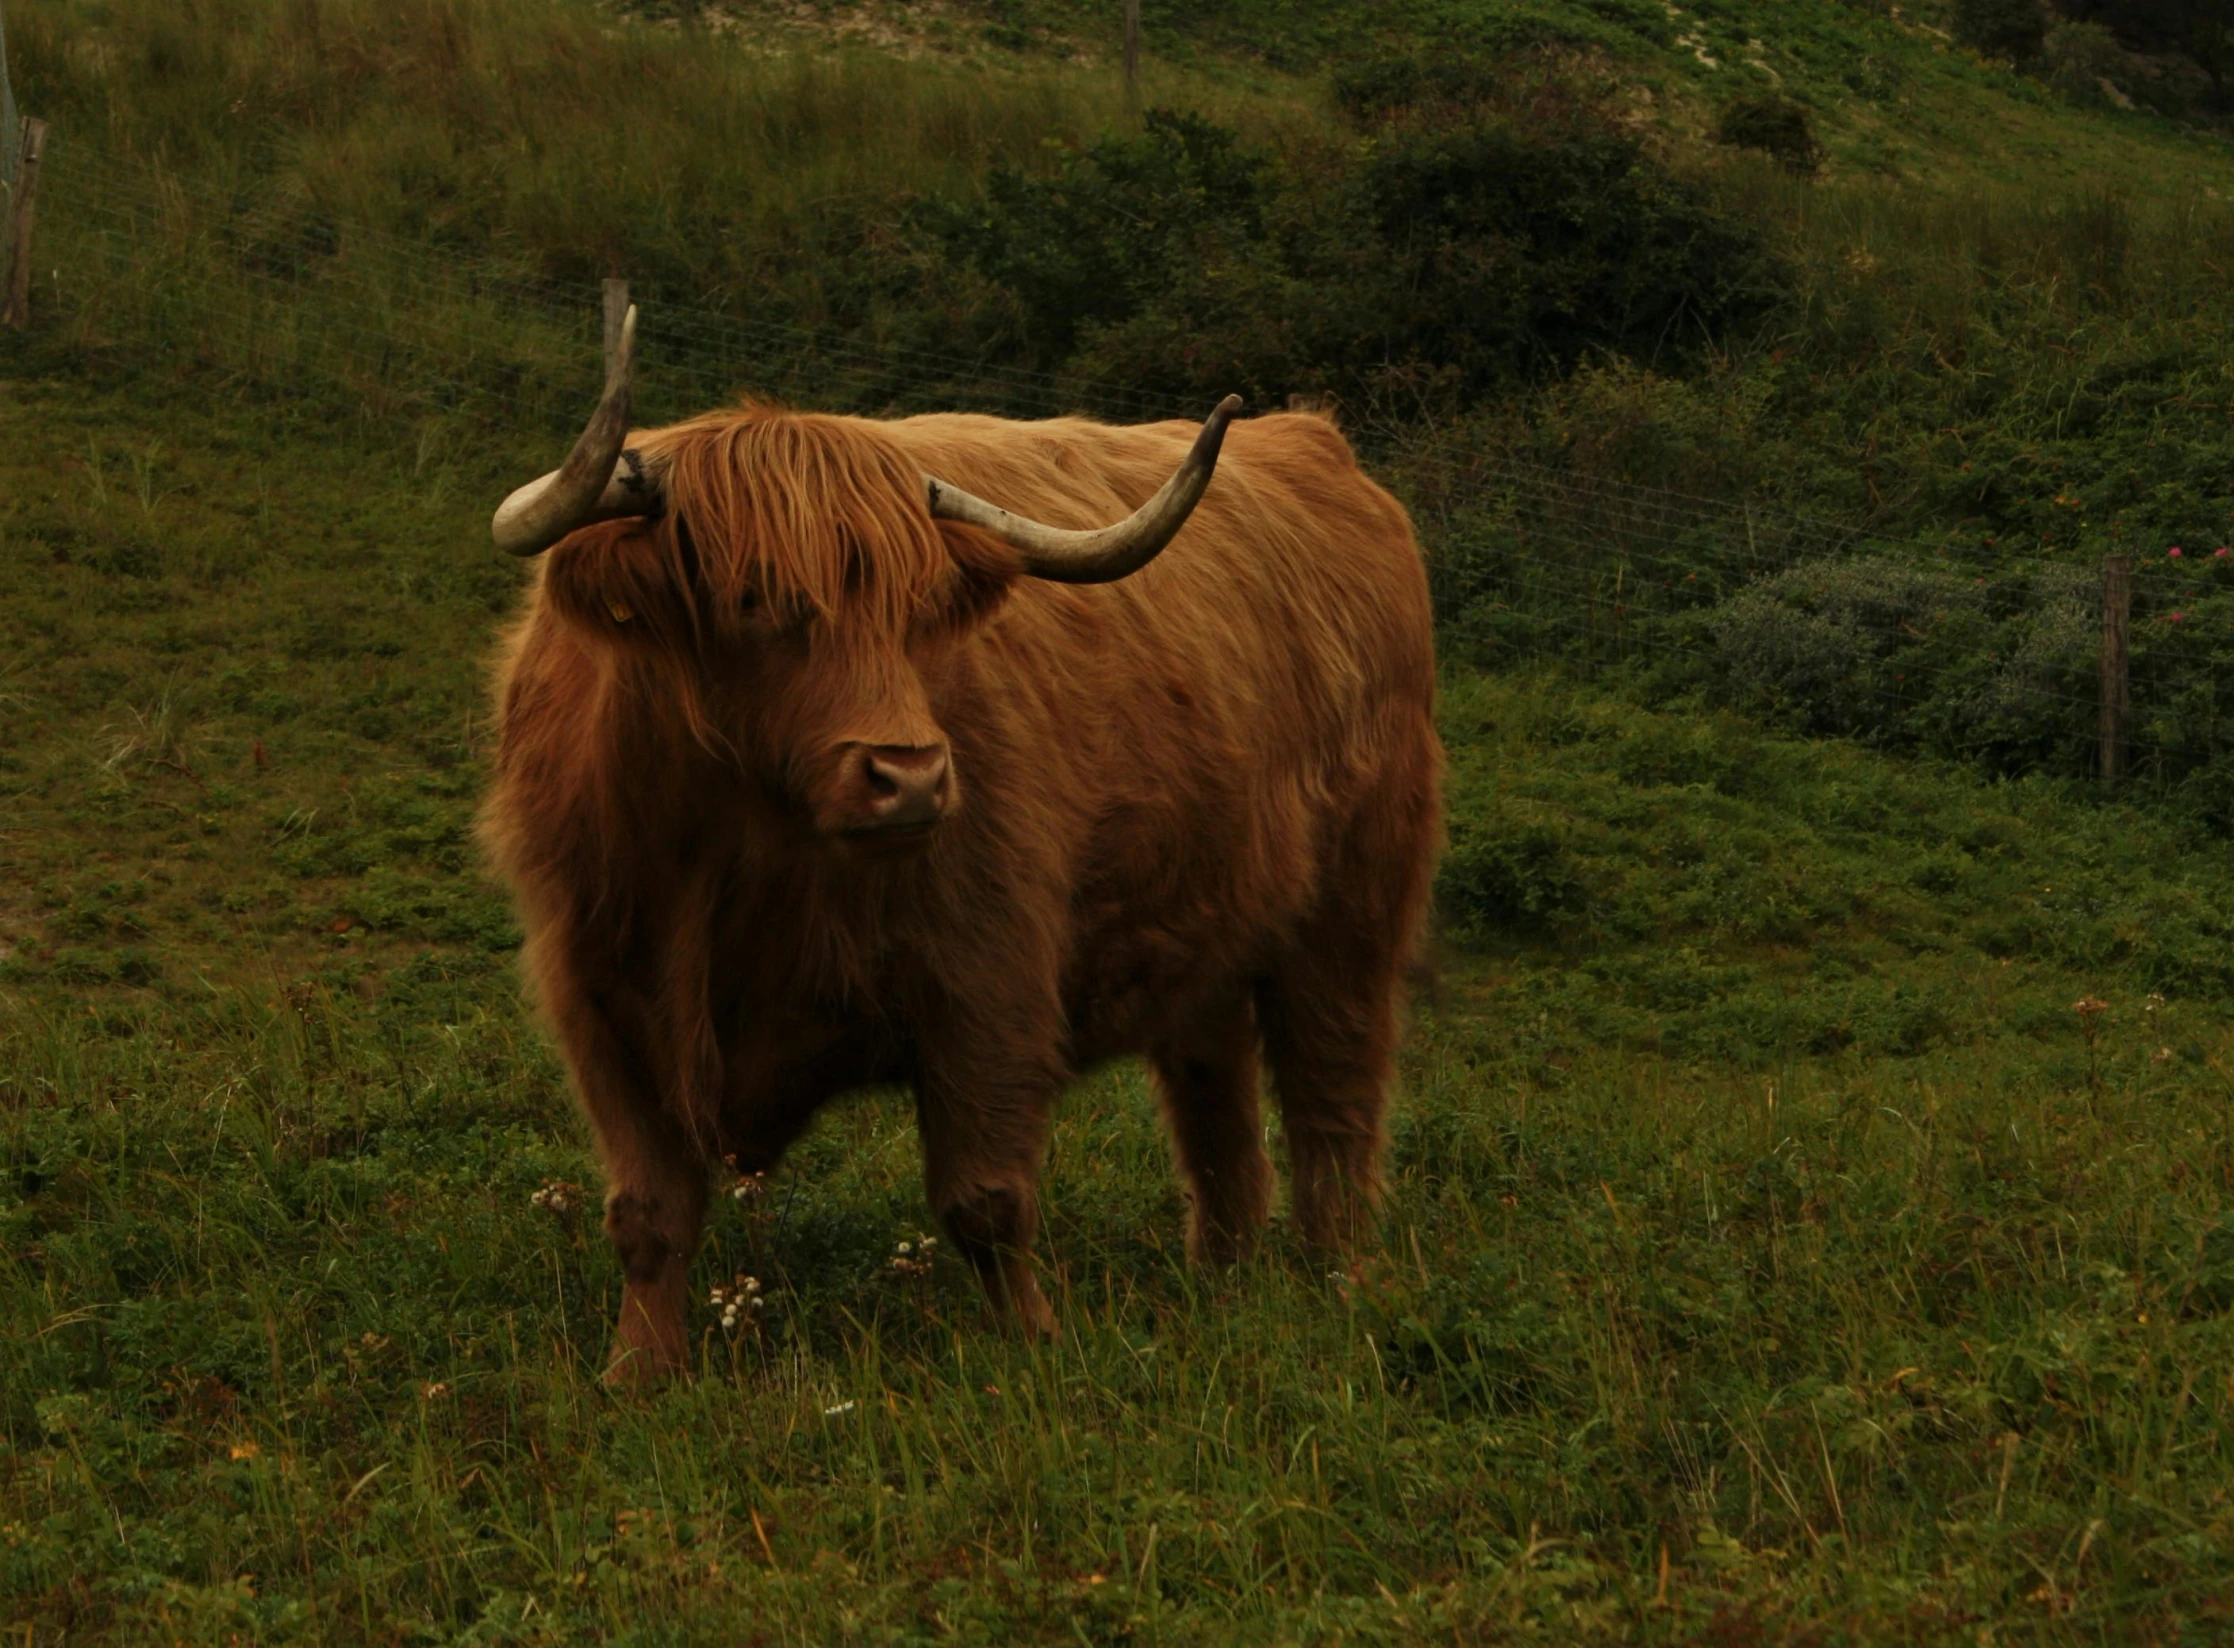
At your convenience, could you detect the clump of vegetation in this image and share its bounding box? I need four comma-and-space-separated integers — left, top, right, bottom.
1435, 817, 1590, 936
911, 74, 1780, 413
1328, 49, 1521, 123
1952, 0, 2051, 63
1695, 555, 2104, 773
2056, 0, 2234, 118
1713, 92, 1824, 174
2042, 18, 2130, 104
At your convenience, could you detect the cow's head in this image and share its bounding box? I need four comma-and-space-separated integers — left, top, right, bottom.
489, 306, 1238, 854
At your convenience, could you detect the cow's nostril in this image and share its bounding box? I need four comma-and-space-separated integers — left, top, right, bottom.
859, 746, 950, 828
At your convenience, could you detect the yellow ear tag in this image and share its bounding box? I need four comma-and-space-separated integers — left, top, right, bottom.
607, 599, 633, 623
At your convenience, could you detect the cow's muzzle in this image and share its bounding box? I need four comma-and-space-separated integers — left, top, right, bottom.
834, 743, 952, 849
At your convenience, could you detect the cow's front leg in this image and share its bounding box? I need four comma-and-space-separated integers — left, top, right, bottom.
915, 1047, 1060, 1337
601, 1117, 707, 1389
534, 948, 712, 1388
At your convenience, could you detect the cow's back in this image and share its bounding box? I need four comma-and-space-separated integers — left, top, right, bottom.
885, 410, 1439, 1058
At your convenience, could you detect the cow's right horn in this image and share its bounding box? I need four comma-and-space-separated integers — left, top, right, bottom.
925, 395, 1242, 584
490, 305, 664, 558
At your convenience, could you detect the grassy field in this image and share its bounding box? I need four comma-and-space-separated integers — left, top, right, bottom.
6, 368, 2234, 1643
7, 0, 2234, 1640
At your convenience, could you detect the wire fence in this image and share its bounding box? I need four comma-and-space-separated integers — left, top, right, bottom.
16, 132, 2234, 805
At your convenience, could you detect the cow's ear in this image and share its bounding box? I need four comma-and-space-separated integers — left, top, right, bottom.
541, 517, 693, 646
934, 519, 1027, 584
916, 523, 1019, 639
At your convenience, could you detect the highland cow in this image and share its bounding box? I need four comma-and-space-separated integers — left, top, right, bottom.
480, 310, 1441, 1383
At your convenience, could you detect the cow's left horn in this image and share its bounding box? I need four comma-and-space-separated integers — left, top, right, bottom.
924, 395, 1242, 584
490, 305, 664, 558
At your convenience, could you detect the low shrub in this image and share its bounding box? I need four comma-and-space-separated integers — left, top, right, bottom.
1437, 818, 1592, 936
1704, 556, 1992, 741
907, 81, 1780, 414
1698, 556, 2106, 771
1330, 52, 1516, 124
1953, 0, 2050, 63
2041, 20, 2128, 106
1714, 94, 1824, 175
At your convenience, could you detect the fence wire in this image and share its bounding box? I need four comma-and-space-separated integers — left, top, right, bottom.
19, 135, 2234, 798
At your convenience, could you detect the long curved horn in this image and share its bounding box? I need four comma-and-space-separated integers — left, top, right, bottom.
924, 395, 1243, 584
490, 306, 664, 558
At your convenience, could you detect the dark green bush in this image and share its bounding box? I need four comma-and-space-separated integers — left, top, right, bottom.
1437, 820, 1591, 935
1713, 94, 1824, 175
1353, 112, 1775, 385
1953, 0, 2049, 62
2042, 19, 2127, 104
1699, 556, 2096, 771
913, 110, 1270, 369
1331, 53, 1515, 124
910, 96, 1780, 414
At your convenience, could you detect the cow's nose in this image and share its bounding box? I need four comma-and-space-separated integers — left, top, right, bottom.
859, 744, 951, 829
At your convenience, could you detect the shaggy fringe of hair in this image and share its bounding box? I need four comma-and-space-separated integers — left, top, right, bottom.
640, 404, 952, 632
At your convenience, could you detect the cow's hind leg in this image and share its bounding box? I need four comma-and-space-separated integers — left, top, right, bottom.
1256, 959, 1397, 1256
1257, 765, 1437, 1256
1150, 992, 1272, 1265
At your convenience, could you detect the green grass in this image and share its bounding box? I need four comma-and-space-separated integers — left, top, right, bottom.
7, 2, 2234, 1639
8, 370, 2234, 1643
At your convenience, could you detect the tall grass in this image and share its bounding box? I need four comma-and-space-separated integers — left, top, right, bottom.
6, 0, 1329, 436
6, 0, 1316, 305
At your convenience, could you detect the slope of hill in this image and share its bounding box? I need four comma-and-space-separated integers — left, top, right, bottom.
9, 0, 2229, 501
8, 3, 2234, 1642
649, 0, 2234, 183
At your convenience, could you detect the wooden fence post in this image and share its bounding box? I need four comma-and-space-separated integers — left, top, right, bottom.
602, 277, 630, 383
3, 117, 48, 331
2099, 553, 2132, 788
1123, 0, 1141, 109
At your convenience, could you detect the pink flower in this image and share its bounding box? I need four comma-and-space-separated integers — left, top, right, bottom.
2170, 612, 2187, 623
2170, 546, 2184, 558
2219, 547, 2231, 559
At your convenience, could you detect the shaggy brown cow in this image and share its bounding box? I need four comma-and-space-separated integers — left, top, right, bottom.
480, 311, 1441, 1384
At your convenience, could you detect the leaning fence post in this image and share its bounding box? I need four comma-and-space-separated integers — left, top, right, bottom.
2, 116, 48, 331
601, 277, 629, 382
2099, 553, 2132, 788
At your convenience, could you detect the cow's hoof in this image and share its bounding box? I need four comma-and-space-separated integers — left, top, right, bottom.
602, 1344, 685, 1392
1007, 1278, 1059, 1340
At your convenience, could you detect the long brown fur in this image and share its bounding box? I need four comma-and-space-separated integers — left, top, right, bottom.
480, 401, 1443, 1382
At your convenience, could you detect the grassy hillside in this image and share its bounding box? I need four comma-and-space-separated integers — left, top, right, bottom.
647, 0, 2234, 185
7, 365, 2234, 1644
7, 2, 2234, 1641
8, 0, 2232, 589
